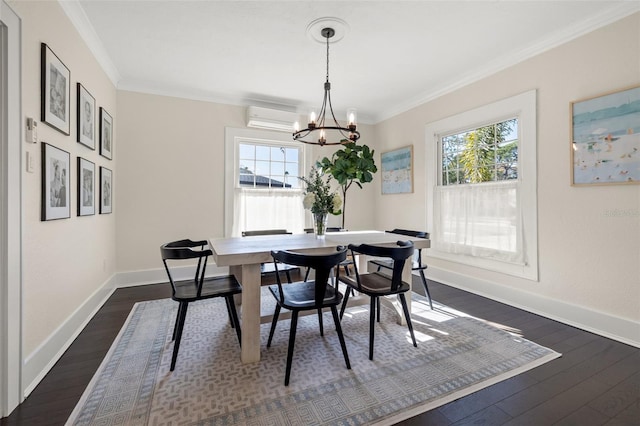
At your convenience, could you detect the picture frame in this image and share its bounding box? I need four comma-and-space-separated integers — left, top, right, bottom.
571, 85, 640, 186
381, 145, 413, 194
77, 83, 96, 149
77, 157, 95, 216
41, 143, 71, 221
99, 166, 113, 214
99, 107, 113, 160
41, 43, 70, 135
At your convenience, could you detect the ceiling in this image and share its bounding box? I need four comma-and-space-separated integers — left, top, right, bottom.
65, 1, 638, 123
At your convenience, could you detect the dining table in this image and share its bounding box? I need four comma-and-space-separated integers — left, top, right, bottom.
208, 230, 431, 363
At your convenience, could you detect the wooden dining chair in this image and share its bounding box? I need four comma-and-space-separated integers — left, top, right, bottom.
160, 239, 242, 371
242, 229, 299, 283
338, 241, 417, 360
371, 229, 433, 309
267, 247, 351, 386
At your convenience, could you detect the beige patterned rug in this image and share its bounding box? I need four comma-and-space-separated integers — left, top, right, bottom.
66, 289, 560, 425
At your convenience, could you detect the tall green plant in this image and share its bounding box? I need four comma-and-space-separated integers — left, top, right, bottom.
318, 142, 377, 229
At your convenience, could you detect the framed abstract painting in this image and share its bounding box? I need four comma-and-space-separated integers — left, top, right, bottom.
571, 85, 640, 186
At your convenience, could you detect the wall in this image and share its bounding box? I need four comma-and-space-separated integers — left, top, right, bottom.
115, 90, 378, 280
373, 13, 640, 344
9, 0, 117, 391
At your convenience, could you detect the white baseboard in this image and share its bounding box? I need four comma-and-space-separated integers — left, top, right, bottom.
22, 275, 117, 397
428, 266, 640, 348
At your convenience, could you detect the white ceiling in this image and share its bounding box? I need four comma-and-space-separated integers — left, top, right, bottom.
65, 1, 639, 123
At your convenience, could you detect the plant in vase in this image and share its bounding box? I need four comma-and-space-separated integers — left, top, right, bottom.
300, 167, 342, 238
318, 142, 377, 229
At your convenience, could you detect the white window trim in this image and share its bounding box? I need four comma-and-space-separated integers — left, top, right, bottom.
425, 90, 538, 281
224, 127, 310, 238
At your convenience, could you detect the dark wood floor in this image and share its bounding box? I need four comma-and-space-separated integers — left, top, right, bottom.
2, 277, 638, 425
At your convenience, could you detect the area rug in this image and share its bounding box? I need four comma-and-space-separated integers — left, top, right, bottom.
66, 290, 560, 425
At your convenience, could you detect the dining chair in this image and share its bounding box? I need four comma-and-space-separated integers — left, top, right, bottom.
267, 247, 351, 386
160, 239, 242, 371
242, 229, 299, 283
371, 229, 433, 309
338, 241, 417, 360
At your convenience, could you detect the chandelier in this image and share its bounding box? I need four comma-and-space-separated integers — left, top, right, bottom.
293, 26, 360, 146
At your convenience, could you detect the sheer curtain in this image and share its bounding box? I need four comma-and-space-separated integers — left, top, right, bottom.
433, 181, 524, 264
231, 188, 305, 237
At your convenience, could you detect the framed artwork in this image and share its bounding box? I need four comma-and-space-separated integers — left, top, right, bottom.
571, 85, 640, 186
100, 166, 113, 214
41, 143, 70, 221
99, 108, 113, 160
77, 83, 96, 149
381, 145, 413, 194
77, 157, 95, 216
41, 43, 70, 135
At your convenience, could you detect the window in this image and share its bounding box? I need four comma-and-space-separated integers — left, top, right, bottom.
426, 91, 538, 280
238, 143, 301, 189
224, 128, 308, 237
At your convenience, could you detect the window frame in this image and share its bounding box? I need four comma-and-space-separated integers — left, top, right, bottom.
224, 127, 310, 237
425, 90, 538, 280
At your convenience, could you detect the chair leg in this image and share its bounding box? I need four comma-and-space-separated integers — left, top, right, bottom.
331, 306, 351, 369
285, 270, 292, 283
419, 270, 433, 310
369, 296, 377, 360
339, 287, 352, 319
399, 293, 417, 348
224, 297, 235, 329
377, 297, 381, 322
267, 305, 281, 348
304, 267, 311, 282
318, 308, 324, 336
226, 295, 242, 346
170, 302, 189, 371
284, 311, 299, 386
172, 302, 183, 341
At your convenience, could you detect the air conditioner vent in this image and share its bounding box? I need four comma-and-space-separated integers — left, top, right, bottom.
246, 106, 300, 132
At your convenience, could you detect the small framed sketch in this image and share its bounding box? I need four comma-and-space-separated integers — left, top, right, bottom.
99, 108, 113, 160
77, 157, 95, 216
41, 143, 70, 221
381, 145, 413, 194
77, 83, 96, 149
41, 43, 70, 135
99, 166, 112, 214
571, 85, 640, 185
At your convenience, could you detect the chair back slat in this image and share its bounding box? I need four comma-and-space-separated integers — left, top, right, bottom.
242, 229, 291, 236
348, 241, 414, 291
271, 247, 347, 305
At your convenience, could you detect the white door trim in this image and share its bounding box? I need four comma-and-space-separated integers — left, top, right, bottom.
0, 0, 23, 417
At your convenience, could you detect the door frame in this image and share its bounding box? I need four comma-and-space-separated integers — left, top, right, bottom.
0, 0, 23, 417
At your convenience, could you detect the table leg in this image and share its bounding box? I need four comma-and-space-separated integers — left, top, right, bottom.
232, 263, 262, 363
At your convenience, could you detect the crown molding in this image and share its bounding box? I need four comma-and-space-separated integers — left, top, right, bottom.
373, 2, 640, 123
58, 0, 120, 87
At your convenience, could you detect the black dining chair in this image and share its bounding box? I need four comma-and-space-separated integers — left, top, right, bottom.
160, 239, 242, 371
267, 247, 351, 386
371, 229, 433, 309
242, 229, 299, 283
338, 241, 417, 360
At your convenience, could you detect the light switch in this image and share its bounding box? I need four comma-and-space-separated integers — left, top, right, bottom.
26, 151, 34, 173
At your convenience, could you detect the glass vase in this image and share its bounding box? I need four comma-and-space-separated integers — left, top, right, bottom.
313, 212, 329, 239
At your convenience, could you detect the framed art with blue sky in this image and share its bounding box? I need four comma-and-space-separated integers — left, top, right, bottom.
381, 145, 413, 194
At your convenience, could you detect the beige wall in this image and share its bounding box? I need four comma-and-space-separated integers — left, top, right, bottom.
115, 92, 378, 273
11, 0, 117, 359
373, 14, 640, 329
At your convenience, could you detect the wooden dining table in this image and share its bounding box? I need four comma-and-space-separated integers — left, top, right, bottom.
209, 230, 430, 363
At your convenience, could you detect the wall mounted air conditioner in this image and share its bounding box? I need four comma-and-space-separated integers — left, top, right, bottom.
246, 106, 300, 132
